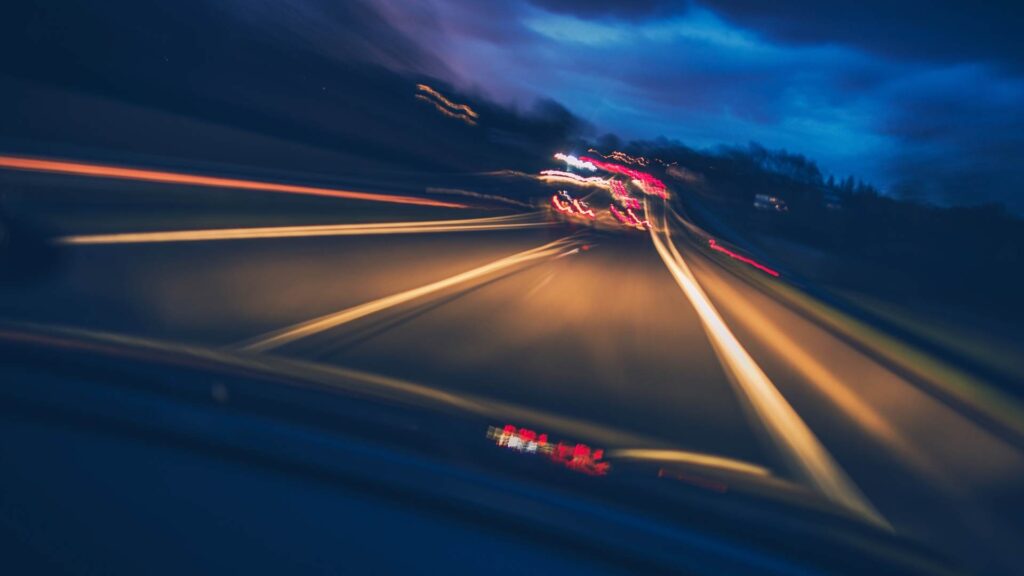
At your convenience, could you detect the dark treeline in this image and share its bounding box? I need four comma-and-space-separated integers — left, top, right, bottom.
620, 138, 1024, 324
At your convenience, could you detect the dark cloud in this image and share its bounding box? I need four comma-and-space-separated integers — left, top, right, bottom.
876, 66, 1024, 210
530, 0, 1024, 71
704, 1, 1024, 71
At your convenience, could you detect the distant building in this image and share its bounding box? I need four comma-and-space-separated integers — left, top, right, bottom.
753, 193, 788, 212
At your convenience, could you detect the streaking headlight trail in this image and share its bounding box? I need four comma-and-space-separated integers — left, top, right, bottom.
487, 424, 610, 476
609, 179, 642, 210
415, 84, 479, 126
0, 156, 468, 209
551, 190, 596, 220
708, 239, 780, 277
554, 153, 597, 171
538, 170, 610, 189
609, 203, 649, 231
588, 148, 650, 167
57, 214, 553, 245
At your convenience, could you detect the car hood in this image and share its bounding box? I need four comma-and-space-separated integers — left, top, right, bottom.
0, 320, 959, 575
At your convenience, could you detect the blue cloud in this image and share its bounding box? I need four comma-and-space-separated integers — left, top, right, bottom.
371, 0, 1024, 210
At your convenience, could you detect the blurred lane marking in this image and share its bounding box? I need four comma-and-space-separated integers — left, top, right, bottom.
648, 200, 889, 528
607, 449, 770, 477
0, 155, 467, 209
681, 255, 947, 483
56, 214, 552, 245
235, 237, 579, 353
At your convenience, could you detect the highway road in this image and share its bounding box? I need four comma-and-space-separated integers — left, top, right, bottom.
1, 163, 1023, 574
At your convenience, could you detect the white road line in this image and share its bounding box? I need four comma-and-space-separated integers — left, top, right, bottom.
647, 200, 888, 528
57, 214, 552, 245
234, 236, 579, 353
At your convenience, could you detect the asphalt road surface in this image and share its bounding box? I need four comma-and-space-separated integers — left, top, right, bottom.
1, 169, 1023, 575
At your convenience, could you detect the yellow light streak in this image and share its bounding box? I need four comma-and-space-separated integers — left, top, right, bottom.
57, 214, 552, 245
415, 94, 477, 125
415, 84, 479, 118
647, 199, 889, 528
235, 236, 579, 353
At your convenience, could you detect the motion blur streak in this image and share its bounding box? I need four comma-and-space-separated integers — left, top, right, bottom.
609, 204, 647, 231
688, 259, 950, 485
415, 84, 479, 118
236, 237, 580, 353
708, 239, 781, 277
609, 180, 642, 210
590, 149, 651, 167
648, 201, 888, 528
579, 156, 668, 198
538, 170, 610, 189
415, 95, 478, 125
56, 215, 552, 245
607, 449, 771, 477
554, 153, 597, 171
0, 156, 467, 209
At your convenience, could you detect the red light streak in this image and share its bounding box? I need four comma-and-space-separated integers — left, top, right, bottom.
487, 425, 610, 476
579, 156, 668, 198
609, 179, 642, 210
0, 156, 468, 209
609, 204, 648, 231
551, 194, 572, 213
708, 239, 780, 277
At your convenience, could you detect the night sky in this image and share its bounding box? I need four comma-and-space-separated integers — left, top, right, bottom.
342, 0, 1023, 211
4, 1, 1022, 211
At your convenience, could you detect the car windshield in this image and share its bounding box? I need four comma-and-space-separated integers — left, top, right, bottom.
2, 2, 1024, 575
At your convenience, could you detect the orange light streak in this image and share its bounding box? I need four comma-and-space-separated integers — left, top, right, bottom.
415, 94, 478, 126
0, 156, 467, 209
416, 84, 479, 119
550, 193, 595, 220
